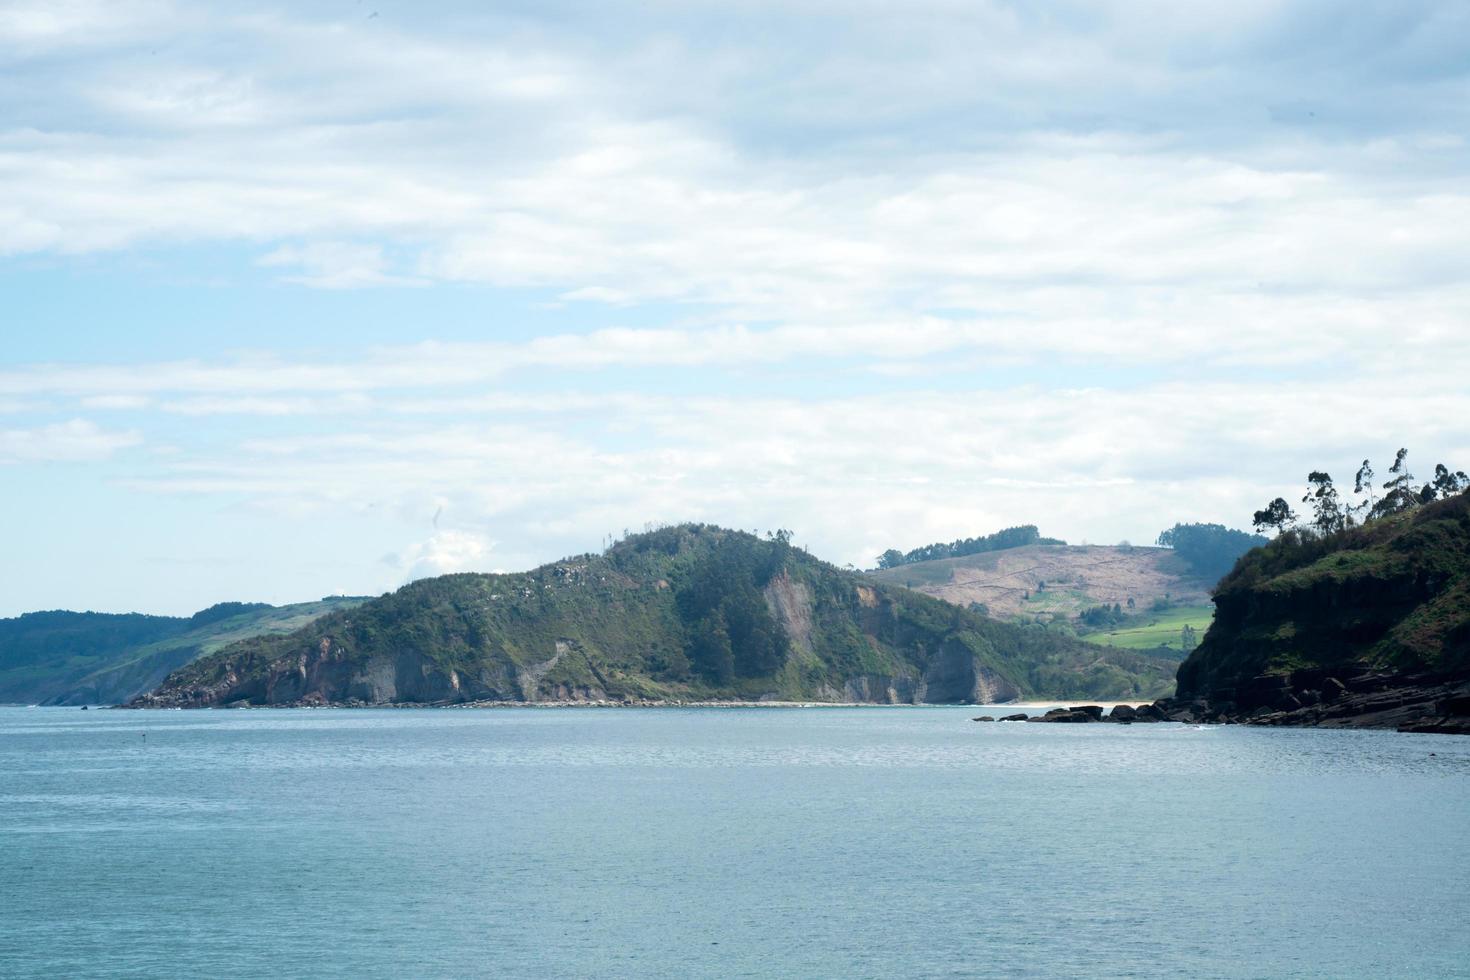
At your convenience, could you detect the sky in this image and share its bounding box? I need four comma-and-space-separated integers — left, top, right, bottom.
2, 0, 1469, 616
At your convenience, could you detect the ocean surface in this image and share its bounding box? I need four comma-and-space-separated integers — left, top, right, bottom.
2, 706, 1468, 979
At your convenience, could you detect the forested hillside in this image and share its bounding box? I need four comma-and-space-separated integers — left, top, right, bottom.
0, 598, 367, 705
137, 525, 1176, 707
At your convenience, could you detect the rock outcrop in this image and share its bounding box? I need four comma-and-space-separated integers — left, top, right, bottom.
1143, 668, 1470, 733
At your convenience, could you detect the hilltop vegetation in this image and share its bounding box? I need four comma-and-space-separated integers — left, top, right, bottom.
874, 525, 1065, 570
1155, 523, 1267, 583
0, 598, 367, 705
139, 525, 1177, 707
1160, 452, 1470, 730
1178, 489, 1470, 700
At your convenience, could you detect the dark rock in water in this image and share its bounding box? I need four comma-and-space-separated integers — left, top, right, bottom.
972, 716, 996, 722
1031, 707, 1098, 723
1108, 704, 1136, 722
1073, 704, 1105, 720
79, 705, 88, 710
999, 713, 1029, 721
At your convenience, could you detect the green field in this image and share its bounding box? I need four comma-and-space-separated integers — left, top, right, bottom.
1082, 604, 1215, 654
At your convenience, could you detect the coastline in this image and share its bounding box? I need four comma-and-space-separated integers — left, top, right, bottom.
113, 697, 1155, 711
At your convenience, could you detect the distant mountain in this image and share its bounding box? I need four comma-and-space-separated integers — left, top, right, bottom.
867, 543, 1215, 623
135, 525, 1177, 708
0, 597, 369, 705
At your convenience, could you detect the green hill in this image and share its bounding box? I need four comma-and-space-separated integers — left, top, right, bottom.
1178, 492, 1470, 697
0, 598, 368, 705
1166, 492, 1470, 731
136, 525, 1177, 708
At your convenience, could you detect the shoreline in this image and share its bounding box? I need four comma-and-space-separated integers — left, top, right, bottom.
107, 698, 1155, 711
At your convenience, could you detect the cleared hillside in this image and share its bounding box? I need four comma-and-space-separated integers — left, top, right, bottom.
867, 544, 1214, 621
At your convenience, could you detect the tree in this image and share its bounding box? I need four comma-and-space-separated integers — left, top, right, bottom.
876, 549, 905, 570
1252, 497, 1297, 535
1353, 459, 1376, 520
1156, 523, 1267, 582
1377, 448, 1418, 517
871, 525, 1062, 569
688, 611, 735, 684
1431, 463, 1470, 500
1302, 471, 1346, 536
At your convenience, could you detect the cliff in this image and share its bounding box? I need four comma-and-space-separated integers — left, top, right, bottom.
1162, 492, 1470, 732
134, 525, 1176, 707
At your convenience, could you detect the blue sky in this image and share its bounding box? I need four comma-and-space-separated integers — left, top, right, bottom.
2, 0, 1469, 616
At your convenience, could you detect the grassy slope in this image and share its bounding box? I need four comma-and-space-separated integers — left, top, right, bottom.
0, 598, 368, 704
152, 526, 1178, 704
1081, 604, 1215, 655
1176, 492, 1470, 698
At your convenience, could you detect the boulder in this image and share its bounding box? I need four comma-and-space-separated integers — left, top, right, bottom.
972, 716, 996, 722
1032, 709, 1096, 723
1072, 704, 1105, 720
1108, 704, 1137, 722
999, 713, 1029, 722
1439, 694, 1470, 716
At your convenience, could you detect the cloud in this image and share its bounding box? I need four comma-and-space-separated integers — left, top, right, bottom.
386, 529, 495, 582
80, 394, 151, 409
107, 374, 1470, 572
3, 1, 1468, 606
0, 418, 142, 463
257, 242, 423, 289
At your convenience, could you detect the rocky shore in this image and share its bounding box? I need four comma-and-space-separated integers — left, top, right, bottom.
977, 668, 1470, 734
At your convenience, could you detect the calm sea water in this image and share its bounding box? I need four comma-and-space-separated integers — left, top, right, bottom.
2, 706, 1468, 979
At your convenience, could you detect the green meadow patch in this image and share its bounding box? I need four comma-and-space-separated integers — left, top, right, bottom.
1082, 603, 1215, 654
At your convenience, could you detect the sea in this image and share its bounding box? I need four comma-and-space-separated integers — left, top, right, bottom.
2, 705, 1468, 979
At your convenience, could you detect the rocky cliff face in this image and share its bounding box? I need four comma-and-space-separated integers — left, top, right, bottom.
133, 525, 1171, 708
1163, 492, 1470, 732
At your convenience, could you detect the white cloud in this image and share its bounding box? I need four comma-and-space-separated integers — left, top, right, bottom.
0, 418, 142, 463
387, 529, 495, 582
257, 242, 423, 289
80, 394, 151, 409
3, 1, 1469, 608
105, 375, 1470, 572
